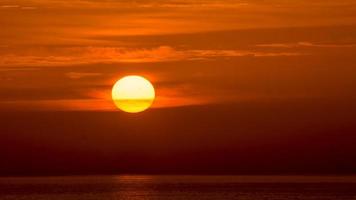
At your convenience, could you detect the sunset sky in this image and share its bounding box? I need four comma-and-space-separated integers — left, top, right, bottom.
1, 0, 356, 175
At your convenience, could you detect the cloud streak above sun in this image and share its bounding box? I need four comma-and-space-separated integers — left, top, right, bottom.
0, 46, 303, 67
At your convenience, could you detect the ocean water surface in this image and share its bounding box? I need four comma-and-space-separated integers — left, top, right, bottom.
0, 175, 356, 200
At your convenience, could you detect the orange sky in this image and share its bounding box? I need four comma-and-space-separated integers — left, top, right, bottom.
0, 0, 356, 110
1, 0, 356, 175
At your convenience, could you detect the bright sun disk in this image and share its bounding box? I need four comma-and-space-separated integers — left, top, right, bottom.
112, 75, 155, 113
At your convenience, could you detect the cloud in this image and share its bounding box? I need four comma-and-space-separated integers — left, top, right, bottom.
188, 49, 301, 58
256, 42, 356, 48
66, 72, 102, 79
0, 46, 302, 67
3, 0, 248, 9
0, 99, 115, 111
0, 67, 39, 71
21, 6, 37, 10
0, 4, 37, 10
1, 5, 20, 8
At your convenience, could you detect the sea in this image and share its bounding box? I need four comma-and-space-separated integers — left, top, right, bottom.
0, 175, 356, 200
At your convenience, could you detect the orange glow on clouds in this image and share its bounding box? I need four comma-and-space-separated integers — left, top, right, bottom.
1, 0, 356, 111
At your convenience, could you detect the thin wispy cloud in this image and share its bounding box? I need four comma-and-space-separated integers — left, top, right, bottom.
66, 72, 102, 79
0, 46, 302, 67
256, 42, 356, 48
1, 5, 20, 8
0, 4, 37, 10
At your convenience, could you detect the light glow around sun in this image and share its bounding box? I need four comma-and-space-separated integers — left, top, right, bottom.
112, 75, 155, 113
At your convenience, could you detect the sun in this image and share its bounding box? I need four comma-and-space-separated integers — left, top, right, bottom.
112, 75, 155, 113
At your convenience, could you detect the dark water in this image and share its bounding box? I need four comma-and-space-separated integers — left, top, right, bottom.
1, 175, 356, 200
